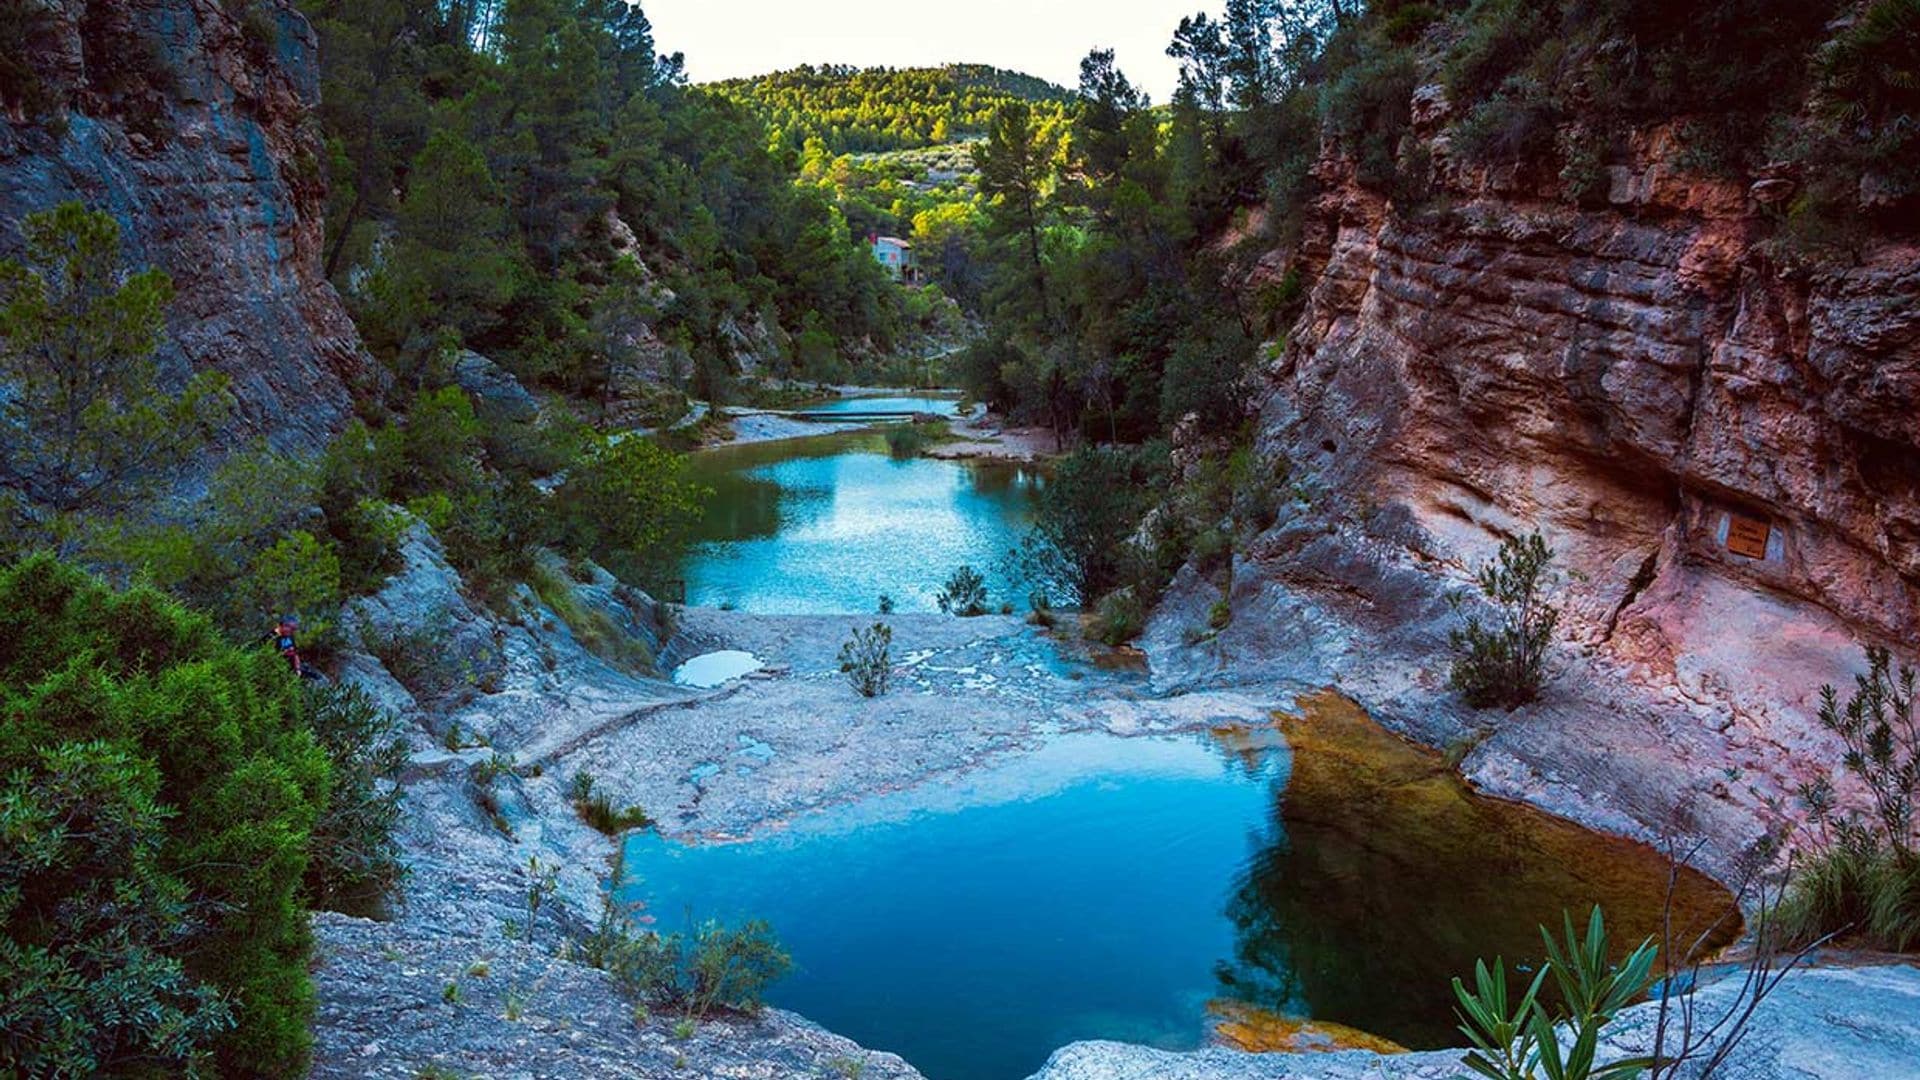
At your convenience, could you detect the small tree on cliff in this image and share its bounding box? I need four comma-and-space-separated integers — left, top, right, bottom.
1449, 530, 1560, 709
0, 202, 227, 541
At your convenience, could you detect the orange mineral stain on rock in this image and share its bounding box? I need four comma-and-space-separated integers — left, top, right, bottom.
1208, 999, 1409, 1054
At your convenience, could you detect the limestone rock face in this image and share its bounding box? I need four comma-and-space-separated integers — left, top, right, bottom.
452, 349, 538, 425
1167, 102, 1920, 877
1262, 132, 1917, 655
0, 0, 378, 457
1216, 101, 1918, 843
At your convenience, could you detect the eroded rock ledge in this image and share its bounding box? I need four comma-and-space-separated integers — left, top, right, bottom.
1031, 965, 1920, 1080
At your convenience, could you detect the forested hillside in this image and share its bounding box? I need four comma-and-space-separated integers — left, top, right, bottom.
947, 0, 1920, 443
306, 0, 919, 408
710, 63, 1069, 154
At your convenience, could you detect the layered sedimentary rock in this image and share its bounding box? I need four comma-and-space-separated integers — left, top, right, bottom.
0, 0, 376, 456
1259, 99, 1916, 654
1163, 84, 1919, 876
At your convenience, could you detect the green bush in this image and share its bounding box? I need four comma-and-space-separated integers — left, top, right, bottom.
1452, 907, 1657, 1080
883, 422, 936, 458
583, 883, 792, 1019
1016, 443, 1166, 605
1091, 589, 1146, 646
1449, 531, 1560, 709
0, 555, 330, 1075
555, 435, 708, 588
568, 771, 652, 836
1785, 645, 1920, 950
838, 622, 894, 697
935, 564, 989, 616
302, 683, 409, 915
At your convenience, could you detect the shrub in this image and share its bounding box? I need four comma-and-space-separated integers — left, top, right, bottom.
237, 528, 343, 636
569, 771, 651, 836
1452, 907, 1656, 1080
1015, 443, 1166, 604
1091, 589, 1146, 646
838, 622, 894, 697
935, 564, 989, 616
301, 683, 408, 915
1448, 531, 1559, 709
555, 434, 708, 588
578, 792, 651, 835
1208, 597, 1232, 630
0, 742, 237, 1076
1785, 645, 1920, 950
0, 203, 227, 529
0, 556, 329, 1075
884, 423, 933, 458
583, 883, 792, 1019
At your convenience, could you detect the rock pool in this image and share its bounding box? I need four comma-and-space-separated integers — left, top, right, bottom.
618, 693, 1736, 1080
680, 432, 1041, 613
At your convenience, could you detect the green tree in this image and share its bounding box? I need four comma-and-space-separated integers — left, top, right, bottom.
0, 203, 226, 532
974, 101, 1063, 333
556, 435, 708, 584
366, 130, 521, 356
0, 556, 332, 1075
0, 741, 236, 1077
1016, 444, 1164, 604
1449, 531, 1561, 709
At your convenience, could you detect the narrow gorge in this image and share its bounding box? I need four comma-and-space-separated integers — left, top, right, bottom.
2, 2, 1917, 1079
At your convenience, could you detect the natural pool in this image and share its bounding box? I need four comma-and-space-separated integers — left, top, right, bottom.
679, 432, 1041, 613
619, 693, 1737, 1080
795, 393, 964, 417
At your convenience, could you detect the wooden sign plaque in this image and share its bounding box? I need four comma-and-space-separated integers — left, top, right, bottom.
1726, 513, 1771, 560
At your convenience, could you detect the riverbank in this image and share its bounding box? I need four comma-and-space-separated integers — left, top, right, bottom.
310, 520, 1917, 1080
309, 529, 1274, 1078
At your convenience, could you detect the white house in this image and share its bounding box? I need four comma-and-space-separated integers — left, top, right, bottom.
870, 235, 919, 284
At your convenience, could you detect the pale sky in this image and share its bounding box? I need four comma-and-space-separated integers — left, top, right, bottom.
643, 0, 1217, 101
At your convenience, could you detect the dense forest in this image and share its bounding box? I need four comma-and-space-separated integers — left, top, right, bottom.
710, 63, 1070, 154
307, 0, 921, 408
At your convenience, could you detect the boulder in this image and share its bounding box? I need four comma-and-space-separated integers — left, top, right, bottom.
451, 349, 538, 424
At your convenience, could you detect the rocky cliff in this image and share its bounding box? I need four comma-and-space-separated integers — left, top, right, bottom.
1, 0, 375, 457
1166, 82, 1918, 874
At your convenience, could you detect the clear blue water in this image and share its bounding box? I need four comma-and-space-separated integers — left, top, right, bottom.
797, 394, 963, 417
621, 734, 1286, 1080
680, 433, 1041, 614
617, 718, 1739, 1080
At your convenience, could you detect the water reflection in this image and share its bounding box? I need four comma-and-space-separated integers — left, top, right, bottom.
681, 432, 1044, 613
1214, 692, 1740, 1048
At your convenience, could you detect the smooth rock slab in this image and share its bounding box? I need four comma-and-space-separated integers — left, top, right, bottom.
1029, 965, 1920, 1080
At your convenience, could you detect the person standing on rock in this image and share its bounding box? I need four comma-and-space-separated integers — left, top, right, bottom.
273, 615, 308, 677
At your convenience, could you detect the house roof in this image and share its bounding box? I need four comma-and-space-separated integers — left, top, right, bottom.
874, 236, 912, 248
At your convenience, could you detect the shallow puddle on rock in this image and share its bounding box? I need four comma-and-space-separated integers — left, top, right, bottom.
621, 692, 1738, 1080
671, 649, 764, 687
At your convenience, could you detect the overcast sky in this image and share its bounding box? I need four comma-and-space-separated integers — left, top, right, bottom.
643, 0, 1214, 101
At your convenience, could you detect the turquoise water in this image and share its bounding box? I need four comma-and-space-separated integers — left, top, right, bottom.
621, 734, 1285, 1080
797, 394, 962, 417
617, 718, 1739, 1080
680, 433, 1041, 613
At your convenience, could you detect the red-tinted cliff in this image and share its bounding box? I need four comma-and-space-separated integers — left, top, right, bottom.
1, 0, 377, 455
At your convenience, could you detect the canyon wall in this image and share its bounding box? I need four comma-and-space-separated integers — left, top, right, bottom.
0, 0, 375, 458
1170, 81, 1918, 870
